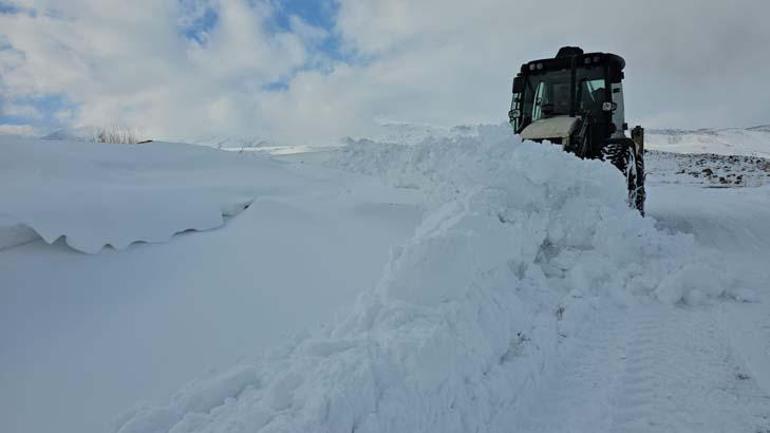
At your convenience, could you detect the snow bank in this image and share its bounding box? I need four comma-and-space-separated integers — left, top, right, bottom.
0, 136, 265, 253
116, 126, 740, 433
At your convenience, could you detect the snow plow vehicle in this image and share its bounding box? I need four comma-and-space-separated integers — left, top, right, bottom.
509, 46, 646, 214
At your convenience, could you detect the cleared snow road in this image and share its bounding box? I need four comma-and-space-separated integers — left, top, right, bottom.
508, 183, 770, 432
510, 300, 770, 432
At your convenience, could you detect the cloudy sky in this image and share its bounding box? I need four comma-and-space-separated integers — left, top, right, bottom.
1, 0, 768, 143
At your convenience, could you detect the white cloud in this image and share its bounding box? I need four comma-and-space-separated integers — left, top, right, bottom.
0, 0, 315, 141
1, 101, 41, 119
0, 123, 37, 136
0, 0, 768, 144
331, 0, 770, 130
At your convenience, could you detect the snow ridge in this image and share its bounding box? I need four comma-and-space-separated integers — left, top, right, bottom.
116, 127, 741, 433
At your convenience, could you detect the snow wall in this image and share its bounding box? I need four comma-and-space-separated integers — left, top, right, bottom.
116, 125, 745, 433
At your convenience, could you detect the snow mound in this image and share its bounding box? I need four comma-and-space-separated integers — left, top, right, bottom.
0, 136, 265, 253
116, 127, 739, 433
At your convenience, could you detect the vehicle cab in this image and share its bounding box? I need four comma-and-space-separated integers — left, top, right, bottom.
509, 46, 627, 158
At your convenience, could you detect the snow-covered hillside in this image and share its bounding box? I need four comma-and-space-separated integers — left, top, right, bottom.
646, 151, 770, 187
357, 122, 770, 158
0, 137, 424, 433
646, 125, 770, 158
39, 122, 770, 159
1, 126, 769, 433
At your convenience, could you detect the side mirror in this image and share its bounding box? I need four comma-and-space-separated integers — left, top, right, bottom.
512, 76, 524, 93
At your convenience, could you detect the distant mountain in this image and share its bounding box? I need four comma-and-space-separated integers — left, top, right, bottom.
166, 123, 480, 151
747, 124, 770, 133
370, 122, 480, 145
34, 122, 770, 158
646, 125, 770, 158
374, 122, 770, 158
179, 135, 272, 150
41, 127, 93, 141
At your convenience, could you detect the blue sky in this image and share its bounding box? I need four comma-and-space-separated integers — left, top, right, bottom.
0, 94, 70, 127
179, 0, 338, 39
175, 0, 345, 93
1, 0, 344, 135
0, 1, 26, 14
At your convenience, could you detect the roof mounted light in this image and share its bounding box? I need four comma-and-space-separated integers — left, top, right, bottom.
529, 64, 536, 71
536, 63, 544, 70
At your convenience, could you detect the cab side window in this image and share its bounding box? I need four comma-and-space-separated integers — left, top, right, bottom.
578, 78, 606, 115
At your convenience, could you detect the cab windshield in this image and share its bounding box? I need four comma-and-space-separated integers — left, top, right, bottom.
520, 67, 608, 124
524, 70, 571, 122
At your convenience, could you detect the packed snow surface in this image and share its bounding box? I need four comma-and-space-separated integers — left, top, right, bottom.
2, 125, 769, 433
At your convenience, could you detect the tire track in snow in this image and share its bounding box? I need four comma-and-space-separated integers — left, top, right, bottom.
610, 307, 676, 432
610, 305, 770, 433
510, 303, 770, 433
508, 302, 628, 432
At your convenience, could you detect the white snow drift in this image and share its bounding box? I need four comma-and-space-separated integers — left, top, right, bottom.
116, 127, 745, 433
0, 137, 267, 253
0, 134, 424, 433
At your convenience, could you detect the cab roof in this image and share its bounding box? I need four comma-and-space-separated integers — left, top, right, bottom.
520, 46, 625, 75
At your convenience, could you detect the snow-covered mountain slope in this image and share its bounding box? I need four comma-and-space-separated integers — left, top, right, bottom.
372, 122, 770, 158
646, 151, 770, 187
40, 126, 97, 141
356, 122, 770, 158
40, 122, 770, 159
1, 126, 769, 433
172, 123, 478, 151
646, 125, 770, 157
174, 135, 272, 150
